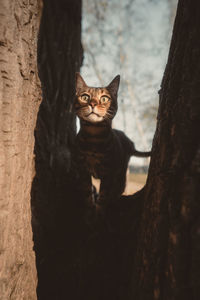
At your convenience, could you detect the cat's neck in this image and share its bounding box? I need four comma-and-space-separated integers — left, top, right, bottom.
79, 119, 112, 137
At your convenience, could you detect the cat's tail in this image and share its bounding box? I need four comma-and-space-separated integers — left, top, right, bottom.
131, 143, 151, 158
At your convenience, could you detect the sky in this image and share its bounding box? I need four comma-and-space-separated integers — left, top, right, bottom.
81, 0, 177, 166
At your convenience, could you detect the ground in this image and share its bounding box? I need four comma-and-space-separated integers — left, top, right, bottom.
92, 172, 147, 196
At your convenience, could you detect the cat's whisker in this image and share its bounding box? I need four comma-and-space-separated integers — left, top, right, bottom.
107, 110, 115, 116
103, 115, 112, 121
106, 110, 112, 114
104, 112, 113, 119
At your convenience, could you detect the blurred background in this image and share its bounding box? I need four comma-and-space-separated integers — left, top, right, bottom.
81, 0, 178, 191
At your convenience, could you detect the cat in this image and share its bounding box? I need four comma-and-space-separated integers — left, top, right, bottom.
74, 72, 151, 210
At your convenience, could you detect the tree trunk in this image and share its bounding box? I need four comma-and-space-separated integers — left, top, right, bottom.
0, 1, 41, 299
30, 1, 200, 300
31, 1, 83, 299
131, 1, 200, 299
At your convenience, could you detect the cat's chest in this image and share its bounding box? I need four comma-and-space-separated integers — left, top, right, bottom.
77, 137, 111, 178
80, 145, 109, 177
85, 151, 104, 178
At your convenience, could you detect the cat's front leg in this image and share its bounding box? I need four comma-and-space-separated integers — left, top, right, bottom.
77, 168, 98, 225
98, 176, 115, 207
79, 169, 94, 208
98, 171, 126, 208
96, 176, 121, 231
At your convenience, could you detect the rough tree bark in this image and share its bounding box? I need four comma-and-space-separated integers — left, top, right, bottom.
0, 0, 41, 299
131, 1, 200, 299
31, 1, 200, 300
31, 0, 83, 299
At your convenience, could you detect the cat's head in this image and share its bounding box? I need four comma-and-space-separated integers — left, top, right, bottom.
75, 73, 120, 123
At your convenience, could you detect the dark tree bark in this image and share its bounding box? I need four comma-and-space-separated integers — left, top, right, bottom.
0, 0, 41, 299
32, 1, 200, 300
31, 0, 84, 299
131, 1, 200, 299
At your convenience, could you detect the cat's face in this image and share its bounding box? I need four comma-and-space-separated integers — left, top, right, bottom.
75, 73, 120, 123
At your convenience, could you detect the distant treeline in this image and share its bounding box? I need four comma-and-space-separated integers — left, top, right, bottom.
129, 165, 149, 174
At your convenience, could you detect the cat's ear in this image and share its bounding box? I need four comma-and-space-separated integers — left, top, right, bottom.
106, 75, 120, 97
75, 72, 88, 92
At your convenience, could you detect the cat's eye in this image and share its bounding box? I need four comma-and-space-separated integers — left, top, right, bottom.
100, 96, 110, 104
81, 94, 90, 102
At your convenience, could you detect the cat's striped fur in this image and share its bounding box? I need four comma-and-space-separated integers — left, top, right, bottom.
74, 73, 151, 208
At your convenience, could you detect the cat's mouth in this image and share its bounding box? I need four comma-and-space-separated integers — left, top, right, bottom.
87, 112, 100, 117
85, 112, 103, 123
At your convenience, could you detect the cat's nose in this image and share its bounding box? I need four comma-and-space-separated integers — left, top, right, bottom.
90, 100, 97, 108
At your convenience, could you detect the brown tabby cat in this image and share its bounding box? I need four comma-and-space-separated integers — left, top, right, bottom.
74, 73, 151, 210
